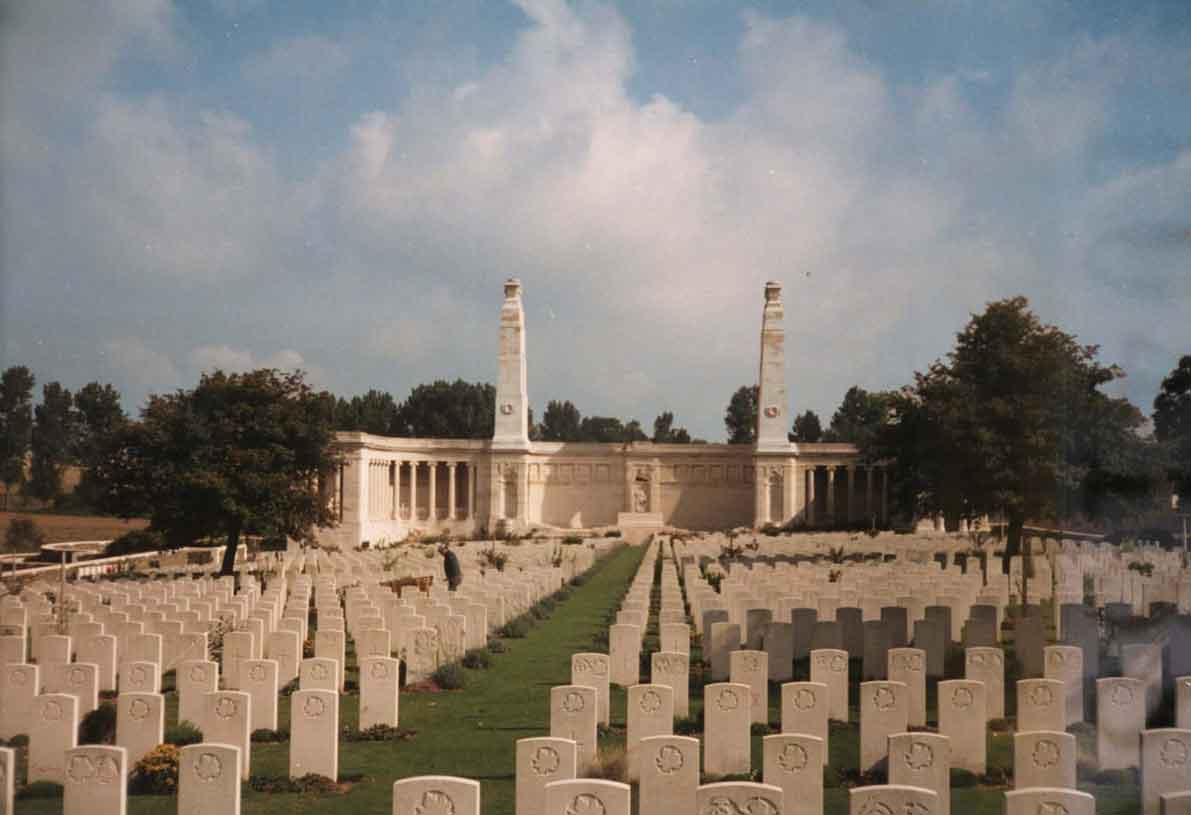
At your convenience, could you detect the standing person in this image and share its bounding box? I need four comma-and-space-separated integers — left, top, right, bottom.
440, 542, 462, 591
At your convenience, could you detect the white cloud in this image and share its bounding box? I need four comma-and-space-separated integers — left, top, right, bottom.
101, 337, 180, 397
242, 35, 351, 87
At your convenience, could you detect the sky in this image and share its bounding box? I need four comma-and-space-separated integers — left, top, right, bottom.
1, 0, 1189, 441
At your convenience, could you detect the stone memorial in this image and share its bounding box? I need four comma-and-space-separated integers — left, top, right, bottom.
696, 781, 785, 815
1013, 730, 1076, 790
651, 651, 690, 718
28, 693, 78, 783
516, 737, 577, 815
179, 744, 241, 815
290, 689, 338, 780
1017, 678, 1066, 732
965, 647, 1005, 721
63, 745, 125, 815
888, 648, 926, 727
938, 680, 986, 773
810, 649, 849, 723
392, 776, 480, 815
1004, 788, 1095, 815
550, 685, 598, 770
626, 684, 674, 781
638, 735, 698, 815
849, 784, 939, 815
889, 732, 950, 815
1043, 645, 1084, 725
544, 779, 631, 815
116, 692, 163, 771
730, 649, 769, 725
781, 681, 830, 750
572, 653, 611, 727
359, 656, 400, 729
708, 621, 741, 681
860, 681, 908, 773
1097, 677, 1146, 769
1141, 728, 1191, 815
299, 657, 340, 693
704, 682, 751, 775
763, 733, 824, 815
203, 691, 253, 779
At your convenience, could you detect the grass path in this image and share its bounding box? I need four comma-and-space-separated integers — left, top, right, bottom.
19, 543, 645, 815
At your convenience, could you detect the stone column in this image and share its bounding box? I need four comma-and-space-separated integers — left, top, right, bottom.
650, 462, 662, 516
467, 462, 476, 521
409, 462, 418, 521
392, 460, 401, 519
783, 461, 796, 527
881, 467, 889, 525
494, 461, 505, 521
846, 465, 856, 524
754, 466, 768, 527
518, 461, 529, 523
825, 466, 836, 527
624, 462, 635, 512
806, 466, 816, 526
428, 461, 438, 521
447, 462, 458, 520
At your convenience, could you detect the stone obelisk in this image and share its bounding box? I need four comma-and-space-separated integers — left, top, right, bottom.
492, 278, 530, 450
755, 281, 790, 453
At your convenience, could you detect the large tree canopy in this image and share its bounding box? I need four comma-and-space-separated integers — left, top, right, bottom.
789, 410, 823, 443
652, 411, 691, 443
824, 386, 890, 451
1154, 355, 1191, 500
395, 380, 496, 438
95, 369, 339, 575
29, 382, 75, 502
873, 296, 1159, 590
0, 367, 35, 505
724, 385, 759, 444
540, 400, 583, 442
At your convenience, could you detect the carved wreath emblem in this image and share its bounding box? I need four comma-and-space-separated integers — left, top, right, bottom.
530, 746, 560, 776
791, 687, 817, 711
188, 665, 207, 683
249, 664, 266, 682
1032, 739, 1061, 768
562, 691, 586, 714
717, 688, 740, 711
566, 793, 606, 815
905, 741, 934, 770
69, 666, 88, 685
655, 745, 685, 775
129, 698, 151, 721
701, 795, 781, 815
1037, 802, 1069, 815
42, 700, 63, 721
952, 687, 974, 710
214, 698, 238, 720
896, 653, 922, 671
1110, 684, 1134, 707
1160, 737, 1189, 767
194, 752, 223, 781
1028, 685, 1054, 708
414, 790, 455, 815
370, 661, 390, 680
743, 654, 762, 672
311, 663, 330, 680
830, 654, 847, 672
639, 690, 663, 714
777, 742, 809, 772
873, 686, 897, 712
66, 755, 120, 785
764, 406, 779, 418
9, 669, 28, 687
499, 403, 514, 415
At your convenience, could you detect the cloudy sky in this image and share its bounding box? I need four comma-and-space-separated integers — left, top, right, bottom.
2, 0, 1189, 440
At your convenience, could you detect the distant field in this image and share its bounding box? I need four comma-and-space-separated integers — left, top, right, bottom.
0, 511, 147, 546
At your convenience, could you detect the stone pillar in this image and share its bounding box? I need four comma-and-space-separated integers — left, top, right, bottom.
518, 461, 529, 524
846, 466, 856, 524
806, 467, 816, 526
825, 467, 836, 527
754, 466, 769, 527
494, 461, 505, 521
392, 460, 401, 519
467, 462, 476, 521
624, 462, 635, 512
447, 462, 458, 520
493, 278, 531, 450
409, 462, 418, 521
342, 451, 368, 529
650, 462, 662, 516
783, 461, 796, 527
755, 281, 791, 453
428, 461, 438, 521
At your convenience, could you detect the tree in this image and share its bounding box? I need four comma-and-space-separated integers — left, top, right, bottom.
396, 380, 496, 438
540, 400, 583, 441
652, 411, 691, 443
72, 382, 127, 507
337, 389, 402, 435
724, 385, 759, 444
824, 386, 890, 450
1154, 355, 1191, 499
94, 369, 339, 576
790, 410, 823, 443
29, 382, 74, 502
623, 419, 649, 443
873, 296, 1137, 602
577, 416, 626, 443
0, 366, 35, 508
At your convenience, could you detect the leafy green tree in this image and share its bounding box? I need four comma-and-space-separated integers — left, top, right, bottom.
341, 389, 402, 435
540, 400, 583, 441
824, 386, 890, 450
94, 369, 339, 576
29, 382, 74, 502
0, 366, 35, 508
396, 380, 496, 438
790, 410, 823, 443
623, 419, 648, 443
577, 416, 626, 443
873, 296, 1137, 601
724, 385, 759, 444
651, 411, 691, 443
1154, 355, 1191, 500
72, 382, 127, 507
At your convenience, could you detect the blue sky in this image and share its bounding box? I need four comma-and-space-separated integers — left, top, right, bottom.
2, 0, 1189, 440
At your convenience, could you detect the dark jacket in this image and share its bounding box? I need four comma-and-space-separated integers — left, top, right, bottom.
443, 549, 462, 588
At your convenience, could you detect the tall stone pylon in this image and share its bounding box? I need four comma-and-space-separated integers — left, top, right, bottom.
755, 281, 790, 454
492, 278, 531, 450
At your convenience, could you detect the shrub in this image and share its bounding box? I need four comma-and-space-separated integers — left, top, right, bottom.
129, 744, 180, 795
78, 702, 117, 744
278, 678, 300, 696
4, 518, 45, 552
570, 573, 588, 587
165, 720, 203, 746
604, 529, 622, 537
17, 781, 63, 800
487, 638, 508, 654
462, 648, 492, 669
431, 662, 466, 690
104, 529, 165, 557
345, 724, 417, 742
586, 745, 628, 781
498, 619, 529, 639
950, 769, 979, 788
251, 728, 289, 742
561, 535, 584, 545
248, 774, 339, 794
674, 714, 702, 735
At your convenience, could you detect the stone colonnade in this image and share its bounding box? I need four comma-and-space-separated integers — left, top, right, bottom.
362, 458, 478, 522
755, 461, 889, 528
